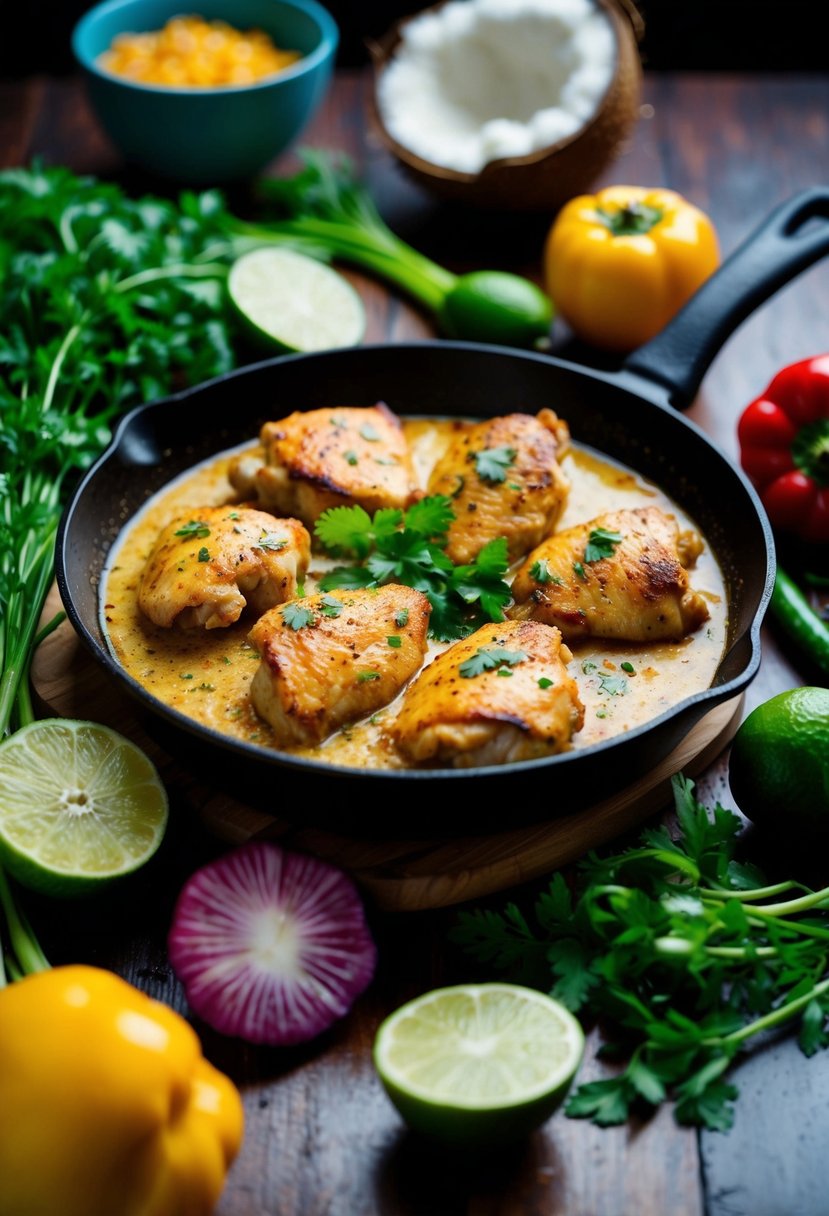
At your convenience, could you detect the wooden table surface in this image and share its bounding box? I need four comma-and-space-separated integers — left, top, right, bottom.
3, 67, 829, 1216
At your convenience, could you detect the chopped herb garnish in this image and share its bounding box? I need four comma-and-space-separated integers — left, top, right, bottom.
395, 608, 409, 628
314, 497, 511, 641
226, 511, 240, 520
573, 561, 587, 581
368, 713, 383, 725
599, 673, 628, 696
360, 423, 381, 442
497, 668, 514, 677
197, 547, 210, 563
174, 520, 210, 539
318, 594, 343, 618
374, 456, 398, 466
257, 532, 288, 552
584, 527, 624, 563
473, 445, 517, 483
387, 635, 402, 648
227, 707, 243, 720
621, 661, 635, 674
180, 673, 194, 680
450, 475, 465, 499
344, 450, 359, 466
281, 603, 315, 630
507, 482, 522, 491
582, 660, 597, 674
357, 670, 380, 682
459, 646, 527, 679
222, 656, 231, 665
596, 708, 608, 719
538, 677, 554, 689
330, 416, 347, 429
530, 559, 563, 586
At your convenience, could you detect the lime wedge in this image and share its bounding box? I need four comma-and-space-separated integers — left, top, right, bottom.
228, 246, 366, 353
374, 982, 584, 1145
0, 719, 168, 896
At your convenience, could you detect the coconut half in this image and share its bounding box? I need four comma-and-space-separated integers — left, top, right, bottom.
369, 0, 643, 212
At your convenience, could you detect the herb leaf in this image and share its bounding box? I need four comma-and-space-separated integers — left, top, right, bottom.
458, 646, 527, 679
530, 559, 562, 585
257, 532, 288, 552
282, 603, 315, 630
584, 527, 623, 563
175, 520, 211, 539
473, 445, 517, 483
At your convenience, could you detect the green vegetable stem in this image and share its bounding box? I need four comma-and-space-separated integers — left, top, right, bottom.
770, 567, 829, 679
247, 152, 553, 349
452, 775, 829, 1131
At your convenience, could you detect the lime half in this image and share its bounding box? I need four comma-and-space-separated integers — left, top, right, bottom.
374, 982, 584, 1145
229, 246, 366, 353
0, 719, 168, 896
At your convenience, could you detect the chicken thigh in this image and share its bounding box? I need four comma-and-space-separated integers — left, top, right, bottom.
427, 410, 570, 564
391, 619, 584, 767
510, 506, 709, 642
229, 403, 419, 529
138, 506, 309, 630
248, 585, 430, 745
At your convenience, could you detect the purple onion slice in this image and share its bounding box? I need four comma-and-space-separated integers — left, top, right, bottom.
168, 842, 376, 1045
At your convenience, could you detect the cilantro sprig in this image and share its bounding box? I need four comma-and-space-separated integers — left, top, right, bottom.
459, 646, 527, 679
584, 527, 623, 563
452, 775, 829, 1132
472, 445, 517, 483
315, 496, 511, 641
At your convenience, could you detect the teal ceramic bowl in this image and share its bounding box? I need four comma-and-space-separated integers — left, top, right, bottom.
72, 0, 338, 183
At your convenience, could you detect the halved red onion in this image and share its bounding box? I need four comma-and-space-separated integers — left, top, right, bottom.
168, 842, 376, 1045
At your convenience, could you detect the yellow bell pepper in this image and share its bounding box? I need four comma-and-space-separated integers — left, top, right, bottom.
0, 965, 244, 1216
543, 186, 720, 352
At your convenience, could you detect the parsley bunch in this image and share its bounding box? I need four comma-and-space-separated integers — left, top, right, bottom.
314, 497, 511, 641
453, 776, 829, 1131
0, 164, 237, 737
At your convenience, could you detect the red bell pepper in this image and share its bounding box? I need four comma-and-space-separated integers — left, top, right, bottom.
738, 355, 829, 543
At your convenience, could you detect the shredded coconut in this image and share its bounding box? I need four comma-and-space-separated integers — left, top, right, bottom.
378, 0, 617, 174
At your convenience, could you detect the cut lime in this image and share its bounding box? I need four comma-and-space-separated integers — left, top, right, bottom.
0, 719, 168, 896
374, 982, 584, 1145
228, 246, 366, 353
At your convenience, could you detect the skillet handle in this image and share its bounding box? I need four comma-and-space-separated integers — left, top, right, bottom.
622, 188, 829, 409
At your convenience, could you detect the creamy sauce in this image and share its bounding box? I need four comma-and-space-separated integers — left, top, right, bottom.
102, 419, 726, 770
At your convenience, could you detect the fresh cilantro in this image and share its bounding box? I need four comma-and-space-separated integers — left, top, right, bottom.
584, 527, 623, 563
598, 674, 628, 696
458, 646, 527, 679
330, 416, 347, 429
621, 661, 635, 674
359, 423, 381, 441
174, 520, 210, 539
197, 547, 210, 563
497, 668, 513, 677
452, 775, 829, 1132
318, 594, 343, 618
573, 561, 587, 580
395, 608, 409, 628
538, 677, 553, 689
344, 450, 359, 466
582, 661, 597, 674
180, 673, 194, 680
472, 445, 517, 483
387, 635, 402, 647
357, 670, 380, 682
315, 498, 511, 641
281, 603, 315, 630
530, 559, 562, 586
257, 532, 288, 552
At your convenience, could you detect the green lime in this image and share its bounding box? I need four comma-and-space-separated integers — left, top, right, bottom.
228, 246, 366, 353
373, 982, 583, 1146
729, 686, 829, 839
437, 271, 554, 348
0, 719, 168, 896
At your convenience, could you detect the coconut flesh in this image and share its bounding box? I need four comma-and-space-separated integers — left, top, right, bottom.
377, 0, 618, 176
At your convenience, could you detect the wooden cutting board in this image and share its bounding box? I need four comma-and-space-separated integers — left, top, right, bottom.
32, 589, 742, 910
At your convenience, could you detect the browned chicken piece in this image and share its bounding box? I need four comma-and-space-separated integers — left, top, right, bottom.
391, 620, 584, 768
510, 506, 710, 642
138, 506, 309, 630
248, 585, 431, 745
427, 409, 570, 565
228, 403, 419, 529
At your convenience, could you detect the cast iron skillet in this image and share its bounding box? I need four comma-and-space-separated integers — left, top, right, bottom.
57, 190, 829, 835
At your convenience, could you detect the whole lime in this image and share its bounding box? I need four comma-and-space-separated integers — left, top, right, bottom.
728, 687, 829, 839
438, 272, 553, 348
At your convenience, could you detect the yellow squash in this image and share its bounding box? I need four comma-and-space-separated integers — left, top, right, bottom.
0, 965, 244, 1216
544, 186, 720, 352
